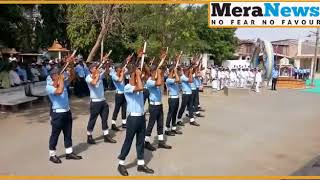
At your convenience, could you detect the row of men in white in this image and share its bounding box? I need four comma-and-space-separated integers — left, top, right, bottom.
210, 67, 263, 92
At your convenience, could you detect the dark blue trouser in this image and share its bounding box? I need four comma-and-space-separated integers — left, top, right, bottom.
49, 111, 73, 150
166, 98, 179, 128
177, 94, 194, 119
112, 94, 127, 121
118, 115, 146, 160
146, 105, 164, 136
87, 101, 109, 132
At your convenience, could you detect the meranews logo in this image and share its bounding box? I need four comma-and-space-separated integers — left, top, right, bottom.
209, 2, 320, 27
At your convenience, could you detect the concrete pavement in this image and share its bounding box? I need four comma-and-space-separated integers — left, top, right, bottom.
0, 88, 320, 176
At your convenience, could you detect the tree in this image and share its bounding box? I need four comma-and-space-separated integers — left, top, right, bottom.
36, 5, 69, 49
193, 5, 238, 64
66, 5, 122, 62
0, 5, 34, 51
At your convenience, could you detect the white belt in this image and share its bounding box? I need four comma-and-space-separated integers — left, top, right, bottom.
130, 112, 144, 116
150, 101, 162, 105
183, 91, 192, 95
91, 98, 105, 102
191, 88, 197, 90
116, 90, 124, 94
169, 95, 179, 99
53, 108, 70, 113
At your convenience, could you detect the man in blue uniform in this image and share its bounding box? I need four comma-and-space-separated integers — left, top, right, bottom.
85, 62, 116, 144
144, 65, 172, 151
46, 67, 82, 164
111, 64, 127, 130
193, 68, 205, 117
117, 67, 154, 176
74, 59, 89, 97
271, 66, 279, 91
177, 66, 200, 127
165, 66, 183, 136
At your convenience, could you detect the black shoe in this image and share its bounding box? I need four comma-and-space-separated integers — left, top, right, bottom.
195, 113, 205, 117
177, 121, 185, 126
137, 165, 154, 174
122, 124, 127, 129
104, 135, 117, 143
49, 155, 62, 164
144, 142, 156, 151
112, 124, 120, 131
158, 141, 172, 149
87, 135, 96, 144
172, 130, 183, 135
118, 164, 129, 176
165, 130, 175, 136
198, 108, 205, 112
190, 121, 200, 126
66, 153, 82, 160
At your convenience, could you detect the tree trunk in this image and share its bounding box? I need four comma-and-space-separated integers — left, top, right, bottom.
86, 26, 108, 63
86, 5, 115, 63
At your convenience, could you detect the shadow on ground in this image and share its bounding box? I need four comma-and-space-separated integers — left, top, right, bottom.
290, 155, 320, 176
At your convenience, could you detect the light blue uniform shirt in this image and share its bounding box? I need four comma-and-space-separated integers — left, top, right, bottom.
111, 73, 125, 92
190, 77, 197, 90
194, 77, 201, 88
17, 67, 27, 81
272, 69, 279, 78
41, 66, 48, 77
75, 64, 86, 78
166, 78, 179, 96
46, 79, 70, 110
85, 72, 105, 100
146, 78, 162, 103
124, 84, 144, 114
181, 74, 192, 93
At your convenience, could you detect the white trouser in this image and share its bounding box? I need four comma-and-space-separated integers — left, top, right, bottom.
240, 78, 245, 88
212, 79, 218, 89
217, 79, 221, 90
255, 82, 260, 92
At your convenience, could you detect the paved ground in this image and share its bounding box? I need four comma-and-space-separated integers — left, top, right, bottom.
0, 88, 320, 176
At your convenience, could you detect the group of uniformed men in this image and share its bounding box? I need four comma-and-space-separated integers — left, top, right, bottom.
45, 55, 205, 176
210, 65, 263, 92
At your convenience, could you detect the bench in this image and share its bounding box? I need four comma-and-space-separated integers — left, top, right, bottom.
25, 81, 47, 97
0, 86, 38, 111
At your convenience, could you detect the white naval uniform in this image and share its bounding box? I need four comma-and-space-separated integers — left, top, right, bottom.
255, 72, 262, 92
229, 72, 237, 87
243, 71, 249, 87
217, 70, 223, 91
210, 68, 218, 90
248, 71, 255, 88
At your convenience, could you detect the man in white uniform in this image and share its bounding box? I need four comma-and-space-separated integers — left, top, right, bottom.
255, 69, 262, 92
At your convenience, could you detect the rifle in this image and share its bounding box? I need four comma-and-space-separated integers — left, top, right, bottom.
157, 47, 168, 69
60, 50, 77, 75
155, 47, 168, 79
97, 50, 112, 70
123, 53, 135, 69
175, 51, 183, 69
149, 57, 155, 66
140, 41, 147, 70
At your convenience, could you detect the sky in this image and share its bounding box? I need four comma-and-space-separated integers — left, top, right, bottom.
235, 28, 317, 41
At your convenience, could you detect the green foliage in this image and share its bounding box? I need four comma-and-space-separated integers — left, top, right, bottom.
36, 5, 68, 49
0, 5, 34, 51
66, 5, 98, 55
0, 4, 237, 64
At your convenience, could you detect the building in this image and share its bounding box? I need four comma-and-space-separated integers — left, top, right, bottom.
235, 38, 320, 74
234, 39, 255, 60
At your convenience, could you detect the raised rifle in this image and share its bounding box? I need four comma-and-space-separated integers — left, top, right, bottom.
97, 50, 112, 70
175, 51, 183, 69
